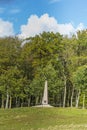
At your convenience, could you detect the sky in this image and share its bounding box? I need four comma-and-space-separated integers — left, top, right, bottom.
0, 0, 87, 38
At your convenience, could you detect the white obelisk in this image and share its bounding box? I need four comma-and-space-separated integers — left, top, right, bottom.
42, 80, 48, 105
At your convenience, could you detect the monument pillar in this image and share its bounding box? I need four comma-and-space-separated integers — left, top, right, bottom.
42, 80, 48, 105
33, 80, 53, 107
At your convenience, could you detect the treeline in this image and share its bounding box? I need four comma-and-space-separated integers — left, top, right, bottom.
0, 31, 87, 108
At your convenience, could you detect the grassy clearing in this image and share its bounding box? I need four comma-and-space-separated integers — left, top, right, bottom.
0, 107, 87, 130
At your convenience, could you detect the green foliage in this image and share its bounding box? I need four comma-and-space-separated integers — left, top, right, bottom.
73, 65, 87, 89
0, 31, 87, 108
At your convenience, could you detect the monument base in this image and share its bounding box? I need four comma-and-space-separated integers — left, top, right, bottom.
32, 104, 53, 107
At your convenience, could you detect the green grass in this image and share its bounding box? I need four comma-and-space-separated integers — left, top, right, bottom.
0, 107, 87, 130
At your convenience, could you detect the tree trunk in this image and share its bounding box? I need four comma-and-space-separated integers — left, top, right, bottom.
21, 99, 23, 107
63, 75, 67, 108
9, 95, 12, 108
76, 89, 80, 108
82, 94, 85, 109
35, 96, 39, 105
5, 90, 9, 109
1, 95, 5, 108
28, 97, 31, 107
39, 95, 42, 105
71, 87, 74, 108
16, 96, 18, 107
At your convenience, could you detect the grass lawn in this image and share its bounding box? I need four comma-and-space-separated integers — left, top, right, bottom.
0, 107, 87, 130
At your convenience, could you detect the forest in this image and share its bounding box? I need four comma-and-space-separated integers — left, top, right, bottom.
0, 30, 87, 109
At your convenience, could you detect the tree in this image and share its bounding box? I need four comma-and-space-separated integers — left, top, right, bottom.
73, 65, 87, 108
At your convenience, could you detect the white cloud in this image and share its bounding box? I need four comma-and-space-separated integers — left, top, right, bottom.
18, 14, 84, 39
76, 23, 85, 31
10, 9, 20, 14
0, 8, 5, 13
50, 0, 61, 4
0, 19, 14, 37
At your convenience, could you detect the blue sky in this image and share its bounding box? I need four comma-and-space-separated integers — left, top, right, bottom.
0, 0, 87, 38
